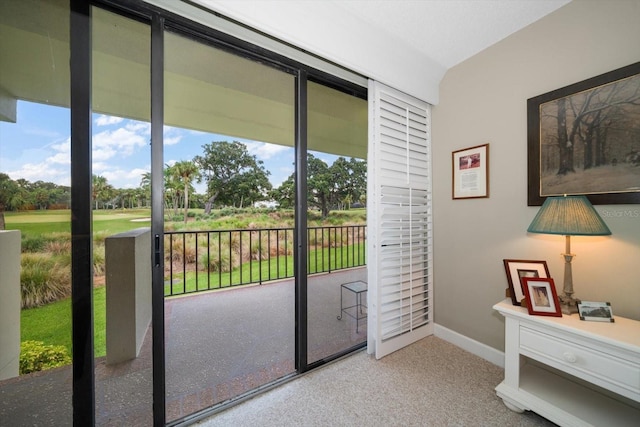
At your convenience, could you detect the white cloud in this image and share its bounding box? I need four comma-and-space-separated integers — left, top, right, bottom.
127, 121, 151, 134
8, 162, 69, 186
126, 167, 150, 180
92, 147, 118, 162
101, 167, 149, 189
244, 141, 291, 160
163, 126, 183, 146
92, 126, 147, 160
95, 115, 124, 126
6, 137, 71, 185
164, 135, 182, 146
44, 139, 70, 165
92, 162, 111, 174
49, 152, 70, 165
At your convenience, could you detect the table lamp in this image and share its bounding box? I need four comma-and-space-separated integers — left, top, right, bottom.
527, 195, 611, 315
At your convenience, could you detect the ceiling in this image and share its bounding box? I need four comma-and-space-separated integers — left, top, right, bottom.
204, 0, 572, 71
199, 0, 572, 102
332, 0, 572, 69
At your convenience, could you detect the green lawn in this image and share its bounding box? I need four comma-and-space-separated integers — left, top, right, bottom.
21, 286, 106, 357
5, 209, 151, 236
11, 207, 365, 364
166, 242, 366, 295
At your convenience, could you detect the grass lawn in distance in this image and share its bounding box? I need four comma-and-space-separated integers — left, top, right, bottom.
5, 208, 151, 236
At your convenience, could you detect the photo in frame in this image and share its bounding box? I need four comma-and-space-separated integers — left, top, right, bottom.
527, 61, 640, 206
521, 277, 562, 317
503, 259, 550, 306
452, 143, 489, 199
578, 301, 615, 323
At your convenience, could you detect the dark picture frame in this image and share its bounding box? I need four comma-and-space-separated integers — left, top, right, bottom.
503, 259, 550, 306
578, 301, 615, 323
521, 277, 562, 317
527, 62, 640, 206
452, 143, 489, 199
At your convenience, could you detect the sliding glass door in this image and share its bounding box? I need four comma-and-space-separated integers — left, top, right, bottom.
91, 6, 153, 424
1, 1, 368, 423
0, 1, 73, 423
306, 81, 368, 365
162, 28, 297, 422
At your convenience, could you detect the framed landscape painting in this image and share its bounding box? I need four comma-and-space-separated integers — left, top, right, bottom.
528, 62, 640, 206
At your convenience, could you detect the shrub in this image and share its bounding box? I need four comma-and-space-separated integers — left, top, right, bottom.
93, 245, 106, 276
22, 232, 72, 254
21, 253, 71, 308
45, 239, 71, 256
249, 240, 267, 261
20, 340, 71, 375
199, 247, 232, 273
93, 230, 110, 245
21, 235, 48, 253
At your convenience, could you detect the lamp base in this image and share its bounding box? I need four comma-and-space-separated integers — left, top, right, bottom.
559, 294, 580, 315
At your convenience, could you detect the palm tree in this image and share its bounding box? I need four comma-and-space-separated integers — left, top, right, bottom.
92, 175, 108, 210
171, 161, 200, 223
140, 172, 151, 207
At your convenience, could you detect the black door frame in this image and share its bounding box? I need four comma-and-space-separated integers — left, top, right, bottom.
70, 1, 367, 425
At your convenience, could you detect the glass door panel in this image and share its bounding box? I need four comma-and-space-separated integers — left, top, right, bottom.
306, 81, 368, 364
0, 0, 73, 423
163, 30, 296, 422
91, 7, 152, 425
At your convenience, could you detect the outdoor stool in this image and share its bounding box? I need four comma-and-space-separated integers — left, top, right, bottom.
337, 280, 367, 333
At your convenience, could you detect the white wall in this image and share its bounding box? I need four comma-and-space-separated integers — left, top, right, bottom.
0, 231, 21, 380
432, 0, 640, 351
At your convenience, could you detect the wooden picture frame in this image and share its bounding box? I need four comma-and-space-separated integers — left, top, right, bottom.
452, 143, 489, 199
503, 259, 550, 306
527, 61, 640, 206
521, 277, 562, 317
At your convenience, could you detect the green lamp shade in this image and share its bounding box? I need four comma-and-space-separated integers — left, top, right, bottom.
527, 195, 612, 236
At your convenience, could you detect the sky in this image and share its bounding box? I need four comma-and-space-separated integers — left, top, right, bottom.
0, 101, 340, 194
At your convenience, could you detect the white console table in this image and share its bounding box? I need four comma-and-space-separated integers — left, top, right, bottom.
494, 299, 640, 427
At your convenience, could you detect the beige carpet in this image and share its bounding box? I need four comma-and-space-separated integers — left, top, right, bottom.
196, 336, 557, 426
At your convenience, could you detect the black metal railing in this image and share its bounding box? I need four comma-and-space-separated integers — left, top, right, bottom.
164, 225, 366, 296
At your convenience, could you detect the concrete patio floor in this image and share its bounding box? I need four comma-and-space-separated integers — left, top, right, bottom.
0, 267, 367, 426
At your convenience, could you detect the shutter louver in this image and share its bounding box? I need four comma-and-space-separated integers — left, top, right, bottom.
367, 81, 433, 359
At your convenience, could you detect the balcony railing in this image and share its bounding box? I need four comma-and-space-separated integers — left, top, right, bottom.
164, 225, 366, 296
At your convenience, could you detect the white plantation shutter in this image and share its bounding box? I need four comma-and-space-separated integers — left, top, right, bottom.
367, 80, 433, 359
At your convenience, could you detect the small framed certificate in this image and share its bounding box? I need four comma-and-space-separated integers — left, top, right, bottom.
452, 143, 489, 199
577, 301, 615, 322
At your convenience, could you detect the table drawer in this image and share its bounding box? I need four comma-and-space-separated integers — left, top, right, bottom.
520, 325, 640, 401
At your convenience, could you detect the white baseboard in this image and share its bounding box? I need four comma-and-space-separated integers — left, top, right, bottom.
434, 323, 505, 368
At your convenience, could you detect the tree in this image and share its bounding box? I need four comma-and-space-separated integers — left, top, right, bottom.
271, 155, 367, 217
0, 173, 15, 229
347, 158, 367, 205
140, 172, 151, 207
224, 167, 272, 208
548, 76, 640, 175
163, 165, 181, 215
329, 157, 367, 210
307, 154, 332, 217
170, 161, 200, 223
270, 175, 295, 209
92, 175, 114, 210
194, 141, 271, 214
